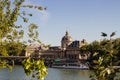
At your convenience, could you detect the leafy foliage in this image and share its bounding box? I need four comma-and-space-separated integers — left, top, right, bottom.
0, 59, 13, 72
28, 24, 40, 43
6, 41, 26, 56
81, 32, 120, 80
0, 0, 48, 79
22, 58, 48, 79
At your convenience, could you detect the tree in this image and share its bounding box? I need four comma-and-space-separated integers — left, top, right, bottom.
81, 32, 120, 80
90, 32, 120, 80
0, 0, 47, 79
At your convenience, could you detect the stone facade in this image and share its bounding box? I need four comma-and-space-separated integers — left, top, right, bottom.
26, 31, 90, 67
40, 31, 90, 62
26, 31, 90, 66
25, 44, 48, 57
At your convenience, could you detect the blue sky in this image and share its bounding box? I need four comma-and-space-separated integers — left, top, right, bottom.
21, 0, 120, 46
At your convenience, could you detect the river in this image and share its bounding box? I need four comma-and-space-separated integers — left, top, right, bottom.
0, 66, 91, 80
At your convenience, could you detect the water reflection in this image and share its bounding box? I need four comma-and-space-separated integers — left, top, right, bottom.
0, 66, 27, 80
0, 66, 91, 80
45, 68, 90, 80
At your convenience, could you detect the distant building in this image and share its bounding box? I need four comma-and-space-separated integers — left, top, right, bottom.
25, 31, 90, 67
25, 44, 48, 57
40, 31, 90, 67
80, 39, 88, 47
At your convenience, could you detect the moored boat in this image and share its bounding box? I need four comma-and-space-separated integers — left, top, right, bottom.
51, 63, 89, 69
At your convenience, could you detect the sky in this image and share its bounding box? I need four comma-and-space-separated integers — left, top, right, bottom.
20, 0, 120, 46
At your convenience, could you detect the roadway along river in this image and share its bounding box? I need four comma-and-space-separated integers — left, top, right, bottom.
0, 66, 91, 80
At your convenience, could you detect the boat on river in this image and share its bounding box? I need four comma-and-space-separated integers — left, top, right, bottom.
51, 63, 89, 69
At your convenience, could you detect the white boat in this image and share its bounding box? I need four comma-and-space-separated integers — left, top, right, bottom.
51, 63, 89, 69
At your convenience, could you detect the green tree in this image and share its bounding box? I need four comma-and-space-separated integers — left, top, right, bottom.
0, 0, 47, 79
91, 32, 120, 80
81, 32, 120, 80
6, 41, 26, 56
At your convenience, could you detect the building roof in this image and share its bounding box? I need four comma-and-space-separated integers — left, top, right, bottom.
49, 46, 61, 50
68, 40, 80, 48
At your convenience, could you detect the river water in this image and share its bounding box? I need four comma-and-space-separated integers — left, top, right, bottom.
0, 66, 91, 80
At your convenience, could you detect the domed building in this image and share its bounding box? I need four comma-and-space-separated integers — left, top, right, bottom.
61, 31, 72, 49
37, 31, 90, 68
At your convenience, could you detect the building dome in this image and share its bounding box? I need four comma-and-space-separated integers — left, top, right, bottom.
61, 31, 72, 49
62, 35, 72, 42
